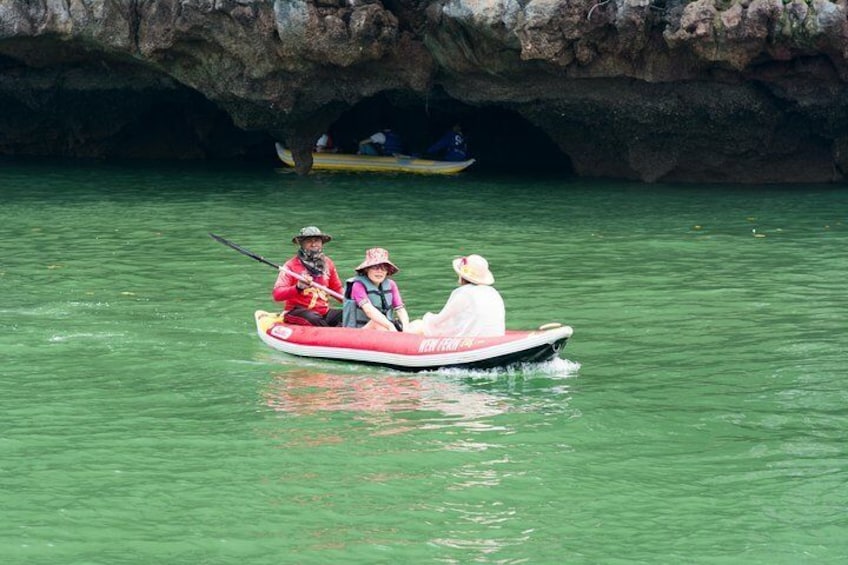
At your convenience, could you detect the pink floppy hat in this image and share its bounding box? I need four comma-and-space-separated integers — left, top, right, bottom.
452, 254, 494, 285
355, 248, 399, 275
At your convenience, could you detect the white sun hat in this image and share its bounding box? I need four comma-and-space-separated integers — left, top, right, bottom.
452, 254, 494, 285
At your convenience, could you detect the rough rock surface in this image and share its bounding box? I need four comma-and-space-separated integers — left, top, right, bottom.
2, 0, 848, 182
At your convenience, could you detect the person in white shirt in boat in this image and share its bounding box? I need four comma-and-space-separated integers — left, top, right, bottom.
342, 248, 410, 332
357, 127, 404, 156
314, 132, 337, 153
407, 254, 506, 337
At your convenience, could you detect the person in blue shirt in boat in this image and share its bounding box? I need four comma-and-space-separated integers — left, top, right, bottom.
407, 254, 505, 337
342, 248, 410, 332
426, 124, 469, 162
357, 127, 404, 156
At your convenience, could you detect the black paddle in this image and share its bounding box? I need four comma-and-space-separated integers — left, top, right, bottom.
208, 233, 344, 302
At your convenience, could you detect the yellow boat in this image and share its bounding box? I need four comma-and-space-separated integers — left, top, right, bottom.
275, 143, 475, 175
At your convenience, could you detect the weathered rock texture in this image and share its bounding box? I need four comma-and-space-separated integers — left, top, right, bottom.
2, 0, 848, 182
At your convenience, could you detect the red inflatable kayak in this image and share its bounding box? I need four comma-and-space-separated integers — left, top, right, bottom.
255, 310, 573, 372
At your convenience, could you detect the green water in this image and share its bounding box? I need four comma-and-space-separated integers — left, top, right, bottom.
1, 162, 846, 564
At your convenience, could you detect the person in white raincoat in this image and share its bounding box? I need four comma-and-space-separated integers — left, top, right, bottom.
408, 254, 505, 337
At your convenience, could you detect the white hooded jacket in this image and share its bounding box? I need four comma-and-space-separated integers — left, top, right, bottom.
419, 284, 505, 337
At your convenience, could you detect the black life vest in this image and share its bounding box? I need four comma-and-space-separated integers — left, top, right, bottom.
342, 275, 395, 328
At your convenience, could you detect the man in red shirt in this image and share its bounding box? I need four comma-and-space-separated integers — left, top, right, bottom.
272, 226, 344, 326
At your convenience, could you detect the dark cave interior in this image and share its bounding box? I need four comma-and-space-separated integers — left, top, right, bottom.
319, 92, 574, 174
0, 69, 573, 174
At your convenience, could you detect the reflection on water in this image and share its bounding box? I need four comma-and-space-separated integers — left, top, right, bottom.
261, 363, 582, 561
262, 359, 580, 438
262, 357, 580, 416
263, 369, 508, 423
429, 501, 532, 555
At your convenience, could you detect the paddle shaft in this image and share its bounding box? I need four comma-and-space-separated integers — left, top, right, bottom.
209, 233, 344, 302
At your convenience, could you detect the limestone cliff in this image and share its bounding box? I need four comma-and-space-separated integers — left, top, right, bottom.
2, 0, 848, 182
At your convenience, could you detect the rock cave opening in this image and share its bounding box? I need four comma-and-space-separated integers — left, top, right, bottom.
0, 50, 276, 162
324, 92, 574, 175
1, 59, 573, 175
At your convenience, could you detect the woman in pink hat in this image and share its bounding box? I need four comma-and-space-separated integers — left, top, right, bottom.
407, 254, 505, 337
342, 248, 410, 332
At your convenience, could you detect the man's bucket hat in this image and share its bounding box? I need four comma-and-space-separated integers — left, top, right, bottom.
292, 226, 332, 244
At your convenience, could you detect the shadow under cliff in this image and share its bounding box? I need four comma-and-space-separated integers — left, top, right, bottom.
0, 52, 571, 175
321, 92, 574, 175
